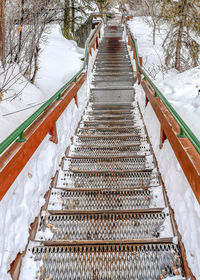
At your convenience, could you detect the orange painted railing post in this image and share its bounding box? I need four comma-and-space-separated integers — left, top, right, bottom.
74, 93, 78, 107
145, 96, 149, 107
92, 42, 95, 51
139, 57, 143, 67
96, 36, 99, 49
89, 45, 92, 55
49, 123, 58, 144
160, 128, 167, 149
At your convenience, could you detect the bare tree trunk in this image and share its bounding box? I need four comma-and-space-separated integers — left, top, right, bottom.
15, 0, 25, 63
63, 0, 70, 38
0, 0, 6, 68
153, 23, 156, 45
71, 0, 75, 34
175, 0, 187, 71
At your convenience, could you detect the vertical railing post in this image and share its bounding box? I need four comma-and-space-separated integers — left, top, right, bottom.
49, 123, 58, 144
160, 128, 167, 149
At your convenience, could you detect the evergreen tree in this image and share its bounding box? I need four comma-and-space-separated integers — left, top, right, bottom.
161, 0, 200, 71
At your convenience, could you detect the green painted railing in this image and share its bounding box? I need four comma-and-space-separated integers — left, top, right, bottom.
0, 20, 102, 155
127, 25, 200, 154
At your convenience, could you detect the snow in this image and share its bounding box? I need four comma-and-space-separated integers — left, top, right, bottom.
157, 67, 200, 140
135, 83, 200, 279
128, 17, 200, 141
127, 16, 200, 278
0, 23, 100, 279
0, 25, 84, 143
35, 25, 84, 97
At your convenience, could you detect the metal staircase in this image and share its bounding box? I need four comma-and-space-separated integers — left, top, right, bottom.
20, 25, 186, 280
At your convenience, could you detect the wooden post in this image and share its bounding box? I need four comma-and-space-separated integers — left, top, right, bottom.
139, 57, 143, 67
74, 93, 78, 107
160, 128, 167, 149
49, 123, 58, 144
92, 42, 95, 51
145, 96, 149, 107
96, 36, 99, 49
0, 0, 6, 68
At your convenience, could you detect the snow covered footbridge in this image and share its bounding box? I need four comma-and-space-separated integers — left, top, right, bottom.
0, 17, 199, 280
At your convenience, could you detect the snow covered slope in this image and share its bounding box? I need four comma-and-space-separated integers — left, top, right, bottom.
0, 23, 99, 279
128, 16, 200, 278
0, 25, 84, 143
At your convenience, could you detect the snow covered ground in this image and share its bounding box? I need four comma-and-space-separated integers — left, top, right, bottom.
128, 16, 200, 141
127, 17, 200, 278
0, 23, 100, 279
0, 25, 84, 143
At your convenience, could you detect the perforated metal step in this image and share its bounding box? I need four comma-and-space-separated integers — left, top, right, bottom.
69, 144, 151, 157
86, 109, 134, 115
63, 156, 154, 172
25, 243, 185, 280
77, 127, 144, 136
83, 113, 135, 121
89, 102, 135, 110
37, 211, 173, 241
74, 135, 146, 146
48, 187, 165, 211
81, 120, 138, 128
57, 170, 159, 189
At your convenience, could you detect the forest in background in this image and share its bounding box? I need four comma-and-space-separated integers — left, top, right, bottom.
0, 0, 200, 100
126, 0, 200, 72
0, 0, 113, 99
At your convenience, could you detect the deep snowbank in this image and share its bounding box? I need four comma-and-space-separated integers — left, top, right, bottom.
127, 16, 200, 278
136, 84, 200, 279
0, 83, 88, 279
0, 23, 99, 279
0, 25, 84, 143
128, 17, 200, 142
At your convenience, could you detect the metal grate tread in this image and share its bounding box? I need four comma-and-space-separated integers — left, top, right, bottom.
74, 135, 146, 146
48, 186, 165, 211
37, 211, 174, 241
77, 127, 144, 136
27, 243, 185, 280
69, 144, 151, 157
63, 156, 154, 172
81, 120, 139, 128
57, 170, 159, 189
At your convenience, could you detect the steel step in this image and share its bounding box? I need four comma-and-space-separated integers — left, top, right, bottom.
89, 102, 135, 110
74, 135, 146, 147
63, 156, 154, 172
81, 120, 138, 128
23, 243, 185, 280
36, 211, 173, 241
92, 81, 133, 88
48, 186, 165, 211
86, 109, 135, 114
82, 114, 135, 121
77, 127, 144, 136
94, 67, 131, 72
68, 144, 151, 157
91, 86, 134, 91
57, 170, 159, 189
